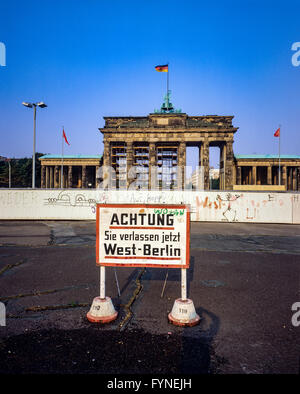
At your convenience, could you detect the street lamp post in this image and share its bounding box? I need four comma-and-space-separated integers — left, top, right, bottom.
22, 101, 47, 188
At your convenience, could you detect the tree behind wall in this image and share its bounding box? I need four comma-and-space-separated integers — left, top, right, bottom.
0, 153, 45, 188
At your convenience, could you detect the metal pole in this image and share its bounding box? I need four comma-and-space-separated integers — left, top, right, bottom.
278, 125, 281, 186
61, 127, 64, 188
167, 64, 169, 110
167, 66, 169, 92
223, 143, 226, 190
181, 268, 187, 301
114, 268, 121, 297
100, 266, 105, 299
161, 270, 169, 298
32, 105, 36, 188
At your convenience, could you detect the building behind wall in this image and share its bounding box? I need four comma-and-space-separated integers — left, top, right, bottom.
234, 155, 300, 191
39, 155, 102, 189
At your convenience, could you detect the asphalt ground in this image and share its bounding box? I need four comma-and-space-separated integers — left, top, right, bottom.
0, 220, 299, 378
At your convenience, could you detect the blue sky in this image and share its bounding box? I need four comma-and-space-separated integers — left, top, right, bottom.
0, 0, 299, 168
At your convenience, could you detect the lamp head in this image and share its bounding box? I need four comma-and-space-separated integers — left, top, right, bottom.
37, 102, 47, 108
22, 102, 33, 108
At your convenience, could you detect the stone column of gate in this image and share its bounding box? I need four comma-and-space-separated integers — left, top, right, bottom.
267, 165, 272, 185
198, 143, 204, 190
232, 164, 237, 186
289, 168, 292, 190
149, 142, 156, 190
68, 166, 73, 188
103, 140, 110, 189
282, 166, 287, 189
45, 166, 49, 188
223, 143, 227, 189
224, 141, 234, 190
292, 167, 296, 191
177, 142, 186, 190
292, 168, 296, 191
218, 144, 224, 190
297, 167, 300, 191
41, 166, 46, 188
54, 166, 59, 188
236, 166, 242, 185
288, 167, 291, 190
202, 141, 210, 190
252, 166, 257, 185
50, 167, 54, 188
126, 141, 134, 189
286, 167, 290, 190
95, 165, 100, 188
82, 165, 87, 188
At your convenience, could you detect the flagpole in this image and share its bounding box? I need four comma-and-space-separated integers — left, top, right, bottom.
61, 126, 64, 189
167, 64, 169, 93
167, 63, 169, 110
278, 124, 281, 186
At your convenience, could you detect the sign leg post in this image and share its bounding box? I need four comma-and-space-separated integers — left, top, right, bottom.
100, 266, 105, 299
87, 265, 118, 324
181, 268, 187, 301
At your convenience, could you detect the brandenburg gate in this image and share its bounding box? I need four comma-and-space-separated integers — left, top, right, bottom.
100, 110, 238, 191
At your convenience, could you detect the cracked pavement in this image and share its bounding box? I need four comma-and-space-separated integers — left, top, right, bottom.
0, 220, 299, 374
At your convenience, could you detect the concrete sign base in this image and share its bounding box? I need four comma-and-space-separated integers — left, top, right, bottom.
168, 298, 200, 327
87, 296, 118, 324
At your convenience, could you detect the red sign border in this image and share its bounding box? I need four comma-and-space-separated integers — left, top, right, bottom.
96, 203, 190, 269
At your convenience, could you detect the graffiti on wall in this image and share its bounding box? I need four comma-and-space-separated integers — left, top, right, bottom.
44, 191, 109, 213
195, 192, 242, 222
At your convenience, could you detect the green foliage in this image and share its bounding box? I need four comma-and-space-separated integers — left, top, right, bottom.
0, 153, 45, 188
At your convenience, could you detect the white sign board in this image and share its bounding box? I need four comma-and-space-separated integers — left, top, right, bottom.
96, 204, 190, 268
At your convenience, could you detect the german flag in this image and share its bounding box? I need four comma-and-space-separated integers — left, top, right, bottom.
155, 64, 168, 72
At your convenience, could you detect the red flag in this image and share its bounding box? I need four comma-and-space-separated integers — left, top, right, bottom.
274, 128, 280, 137
63, 129, 70, 145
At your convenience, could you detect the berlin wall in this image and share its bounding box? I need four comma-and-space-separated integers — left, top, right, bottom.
0, 189, 299, 224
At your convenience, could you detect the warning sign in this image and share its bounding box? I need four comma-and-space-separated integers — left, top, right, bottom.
96, 204, 190, 268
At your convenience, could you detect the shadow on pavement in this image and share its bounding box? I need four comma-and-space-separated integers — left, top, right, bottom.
0, 306, 224, 374
180, 306, 224, 374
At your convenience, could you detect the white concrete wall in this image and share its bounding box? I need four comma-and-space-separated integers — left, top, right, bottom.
0, 189, 299, 224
